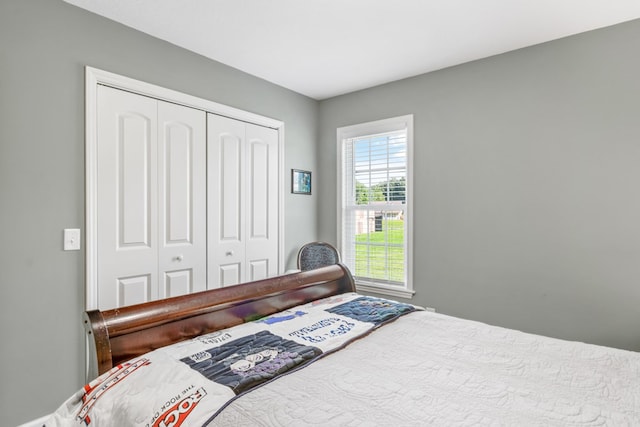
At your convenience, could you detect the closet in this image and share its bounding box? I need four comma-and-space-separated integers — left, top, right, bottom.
92, 80, 281, 311
96, 86, 207, 309
207, 114, 279, 288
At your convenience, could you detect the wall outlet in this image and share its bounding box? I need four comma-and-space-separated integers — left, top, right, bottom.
64, 228, 81, 251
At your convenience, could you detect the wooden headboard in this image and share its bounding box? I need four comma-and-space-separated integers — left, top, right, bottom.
84, 264, 356, 378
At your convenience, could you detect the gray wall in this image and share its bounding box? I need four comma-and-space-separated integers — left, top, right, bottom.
0, 1, 318, 425
318, 19, 640, 353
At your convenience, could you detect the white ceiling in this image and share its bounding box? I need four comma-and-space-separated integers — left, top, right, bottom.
64, 0, 640, 100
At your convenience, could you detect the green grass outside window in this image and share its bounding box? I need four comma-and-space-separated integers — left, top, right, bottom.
354, 218, 404, 283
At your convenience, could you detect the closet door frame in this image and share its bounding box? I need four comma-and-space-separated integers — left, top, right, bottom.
85, 66, 285, 310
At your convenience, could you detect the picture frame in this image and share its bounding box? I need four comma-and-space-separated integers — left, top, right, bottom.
291, 169, 312, 195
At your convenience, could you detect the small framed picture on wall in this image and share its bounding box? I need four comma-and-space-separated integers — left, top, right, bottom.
291, 169, 312, 195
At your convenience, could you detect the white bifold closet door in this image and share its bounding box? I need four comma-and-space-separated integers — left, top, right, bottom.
207, 114, 278, 287
96, 85, 206, 310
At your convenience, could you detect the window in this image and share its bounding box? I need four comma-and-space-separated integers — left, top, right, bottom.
337, 115, 414, 299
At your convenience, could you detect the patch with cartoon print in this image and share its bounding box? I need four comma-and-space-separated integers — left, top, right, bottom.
181, 330, 321, 394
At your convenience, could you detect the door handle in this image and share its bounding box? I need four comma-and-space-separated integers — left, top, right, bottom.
226, 251, 234, 256
175, 255, 184, 262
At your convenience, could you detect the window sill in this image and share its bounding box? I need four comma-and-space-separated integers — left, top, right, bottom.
354, 281, 415, 300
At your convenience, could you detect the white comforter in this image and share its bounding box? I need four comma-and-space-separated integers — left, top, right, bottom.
210, 310, 640, 426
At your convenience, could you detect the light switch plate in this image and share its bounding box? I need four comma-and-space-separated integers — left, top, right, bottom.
64, 228, 81, 251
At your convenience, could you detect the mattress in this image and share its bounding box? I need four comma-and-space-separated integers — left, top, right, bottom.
45, 294, 640, 426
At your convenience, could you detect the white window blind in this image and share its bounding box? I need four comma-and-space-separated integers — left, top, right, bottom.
338, 115, 413, 298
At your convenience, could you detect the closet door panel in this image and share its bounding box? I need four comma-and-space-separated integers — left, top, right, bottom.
249, 140, 269, 238
119, 116, 152, 247
208, 114, 246, 288
245, 124, 279, 280
118, 274, 152, 307
219, 263, 242, 287
249, 259, 269, 282
220, 134, 242, 239
164, 270, 192, 297
97, 86, 159, 310
158, 101, 207, 298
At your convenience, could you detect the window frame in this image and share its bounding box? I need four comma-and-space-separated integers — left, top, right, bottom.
337, 115, 414, 299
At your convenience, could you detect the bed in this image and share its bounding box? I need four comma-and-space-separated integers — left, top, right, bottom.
45, 264, 640, 426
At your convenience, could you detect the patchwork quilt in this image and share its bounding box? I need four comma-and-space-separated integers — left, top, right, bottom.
44, 293, 416, 427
